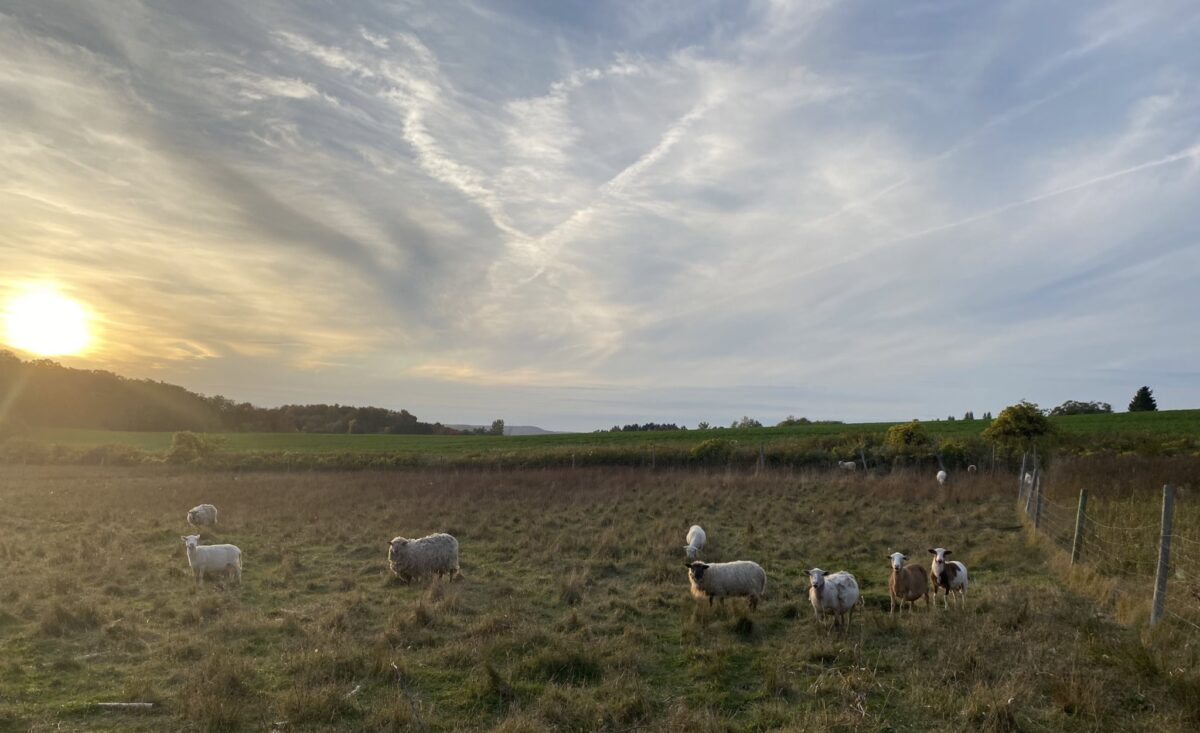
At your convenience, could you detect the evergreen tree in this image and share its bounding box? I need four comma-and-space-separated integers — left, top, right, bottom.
1128, 386, 1157, 412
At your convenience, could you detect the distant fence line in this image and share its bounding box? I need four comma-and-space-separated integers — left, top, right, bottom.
1019, 454, 1200, 631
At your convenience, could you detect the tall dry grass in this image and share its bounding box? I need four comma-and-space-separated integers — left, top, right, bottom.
0, 464, 1196, 730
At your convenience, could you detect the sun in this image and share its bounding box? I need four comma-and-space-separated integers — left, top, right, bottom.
3, 286, 92, 356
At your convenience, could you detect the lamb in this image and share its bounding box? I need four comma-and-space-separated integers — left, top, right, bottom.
388, 533, 460, 582
887, 552, 929, 613
838, 460, 857, 471
686, 560, 766, 610
928, 547, 969, 608
684, 525, 706, 562
181, 534, 241, 587
807, 568, 860, 629
936, 470, 948, 486
186, 504, 218, 527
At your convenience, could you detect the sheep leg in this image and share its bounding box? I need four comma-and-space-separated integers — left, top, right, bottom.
749, 594, 759, 611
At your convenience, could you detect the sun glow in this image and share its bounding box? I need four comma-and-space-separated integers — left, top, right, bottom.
3, 286, 92, 356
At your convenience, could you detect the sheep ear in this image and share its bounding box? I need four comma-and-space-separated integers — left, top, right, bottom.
927, 548, 936, 554
180, 536, 187, 542
902, 555, 909, 561
821, 570, 829, 577
944, 550, 952, 555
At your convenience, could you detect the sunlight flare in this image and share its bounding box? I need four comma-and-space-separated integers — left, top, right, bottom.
3, 285, 92, 356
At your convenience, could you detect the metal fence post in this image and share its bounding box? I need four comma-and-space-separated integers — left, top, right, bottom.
1150, 484, 1175, 627
1071, 489, 1088, 565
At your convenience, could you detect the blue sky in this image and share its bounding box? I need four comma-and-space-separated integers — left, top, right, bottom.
2, 1, 1198, 430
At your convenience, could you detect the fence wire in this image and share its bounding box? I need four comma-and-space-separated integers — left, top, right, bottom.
1020, 472, 1199, 632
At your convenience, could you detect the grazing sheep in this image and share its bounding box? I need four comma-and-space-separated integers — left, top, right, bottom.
686, 560, 766, 610
181, 534, 241, 587
388, 533, 460, 582
936, 470, 948, 486
186, 504, 218, 527
928, 547, 969, 608
684, 525, 706, 562
1023, 472, 1034, 489
967, 465, 978, 474
887, 552, 929, 613
807, 568, 860, 629
838, 460, 857, 471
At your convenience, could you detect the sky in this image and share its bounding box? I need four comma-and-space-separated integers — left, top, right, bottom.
2, 0, 1199, 431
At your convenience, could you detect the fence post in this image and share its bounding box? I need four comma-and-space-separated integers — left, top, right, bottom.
571, 453, 576, 470
651, 447, 656, 471
755, 444, 765, 476
1024, 467, 1038, 515
1017, 452, 1028, 499
859, 446, 868, 472
1033, 472, 1043, 529
1071, 489, 1088, 565
1150, 484, 1176, 627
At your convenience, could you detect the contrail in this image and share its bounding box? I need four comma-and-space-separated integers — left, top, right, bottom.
889, 143, 1200, 245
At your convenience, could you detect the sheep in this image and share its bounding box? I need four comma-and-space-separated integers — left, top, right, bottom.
1023, 472, 1034, 489
806, 568, 860, 629
388, 533, 460, 583
928, 547, 969, 608
967, 464, 978, 474
838, 460, 857, 471
936, 470, 948, 486
186, 504, 218, 527
686, 560, 766, 610
684, 525, 706, 562
181, 534, 241, 587
887, 552, 929, 613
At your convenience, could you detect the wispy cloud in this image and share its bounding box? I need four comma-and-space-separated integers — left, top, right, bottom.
2, 0, 1198, 428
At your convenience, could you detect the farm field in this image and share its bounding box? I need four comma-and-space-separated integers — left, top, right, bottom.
23, 408, 1200, 457
2, 466, 1199, 731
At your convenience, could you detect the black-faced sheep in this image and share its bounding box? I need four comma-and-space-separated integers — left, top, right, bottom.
686, 560, 766, 610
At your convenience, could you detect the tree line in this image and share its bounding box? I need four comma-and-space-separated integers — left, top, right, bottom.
0, 351, 462, 434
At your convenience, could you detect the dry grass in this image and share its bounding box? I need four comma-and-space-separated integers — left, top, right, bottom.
0, 465, 1195, 730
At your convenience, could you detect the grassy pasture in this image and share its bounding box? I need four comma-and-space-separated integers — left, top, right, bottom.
24, 408, 1200, 457
1, 466, 1199, 731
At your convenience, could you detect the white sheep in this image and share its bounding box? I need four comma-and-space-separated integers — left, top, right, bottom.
1023, 472, 1034, 489
186, 504, 218, 527
928, 547, 968, 608
887, 552, 929, 613
686, 560, 766, 610
838, 460, 857, 471
684, 525, 706, 562
967, 464, 978, 474
807, 568, 860, 629
936, 470, 947, 486
181, 534, 241, 587
388, 533, 460, 582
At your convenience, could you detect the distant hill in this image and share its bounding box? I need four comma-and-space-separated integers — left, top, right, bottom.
447, 424, 563, 436
0, 350, 454, 435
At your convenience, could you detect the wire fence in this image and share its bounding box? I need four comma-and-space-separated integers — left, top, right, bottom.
1017, 458, 1200, 631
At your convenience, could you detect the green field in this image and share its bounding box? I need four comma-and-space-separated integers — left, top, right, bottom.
25, 408, 1200, 457
3, 465, 1199, 731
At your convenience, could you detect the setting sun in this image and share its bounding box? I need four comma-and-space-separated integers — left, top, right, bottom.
3, 286, 92, 356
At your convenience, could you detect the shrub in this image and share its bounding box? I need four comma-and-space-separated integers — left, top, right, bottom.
689, 438, 734, 465
168, 431, 225, 464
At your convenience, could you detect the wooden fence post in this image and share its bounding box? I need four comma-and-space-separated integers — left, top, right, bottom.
1033, 472, 1043, 530
1024, 467, 1038, 515
1150, 484, 1175, 627
755, 444, 765, 475
1071, 489, 1088, 565
1017, 452, 1028, 500
859, 446, 868, 472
